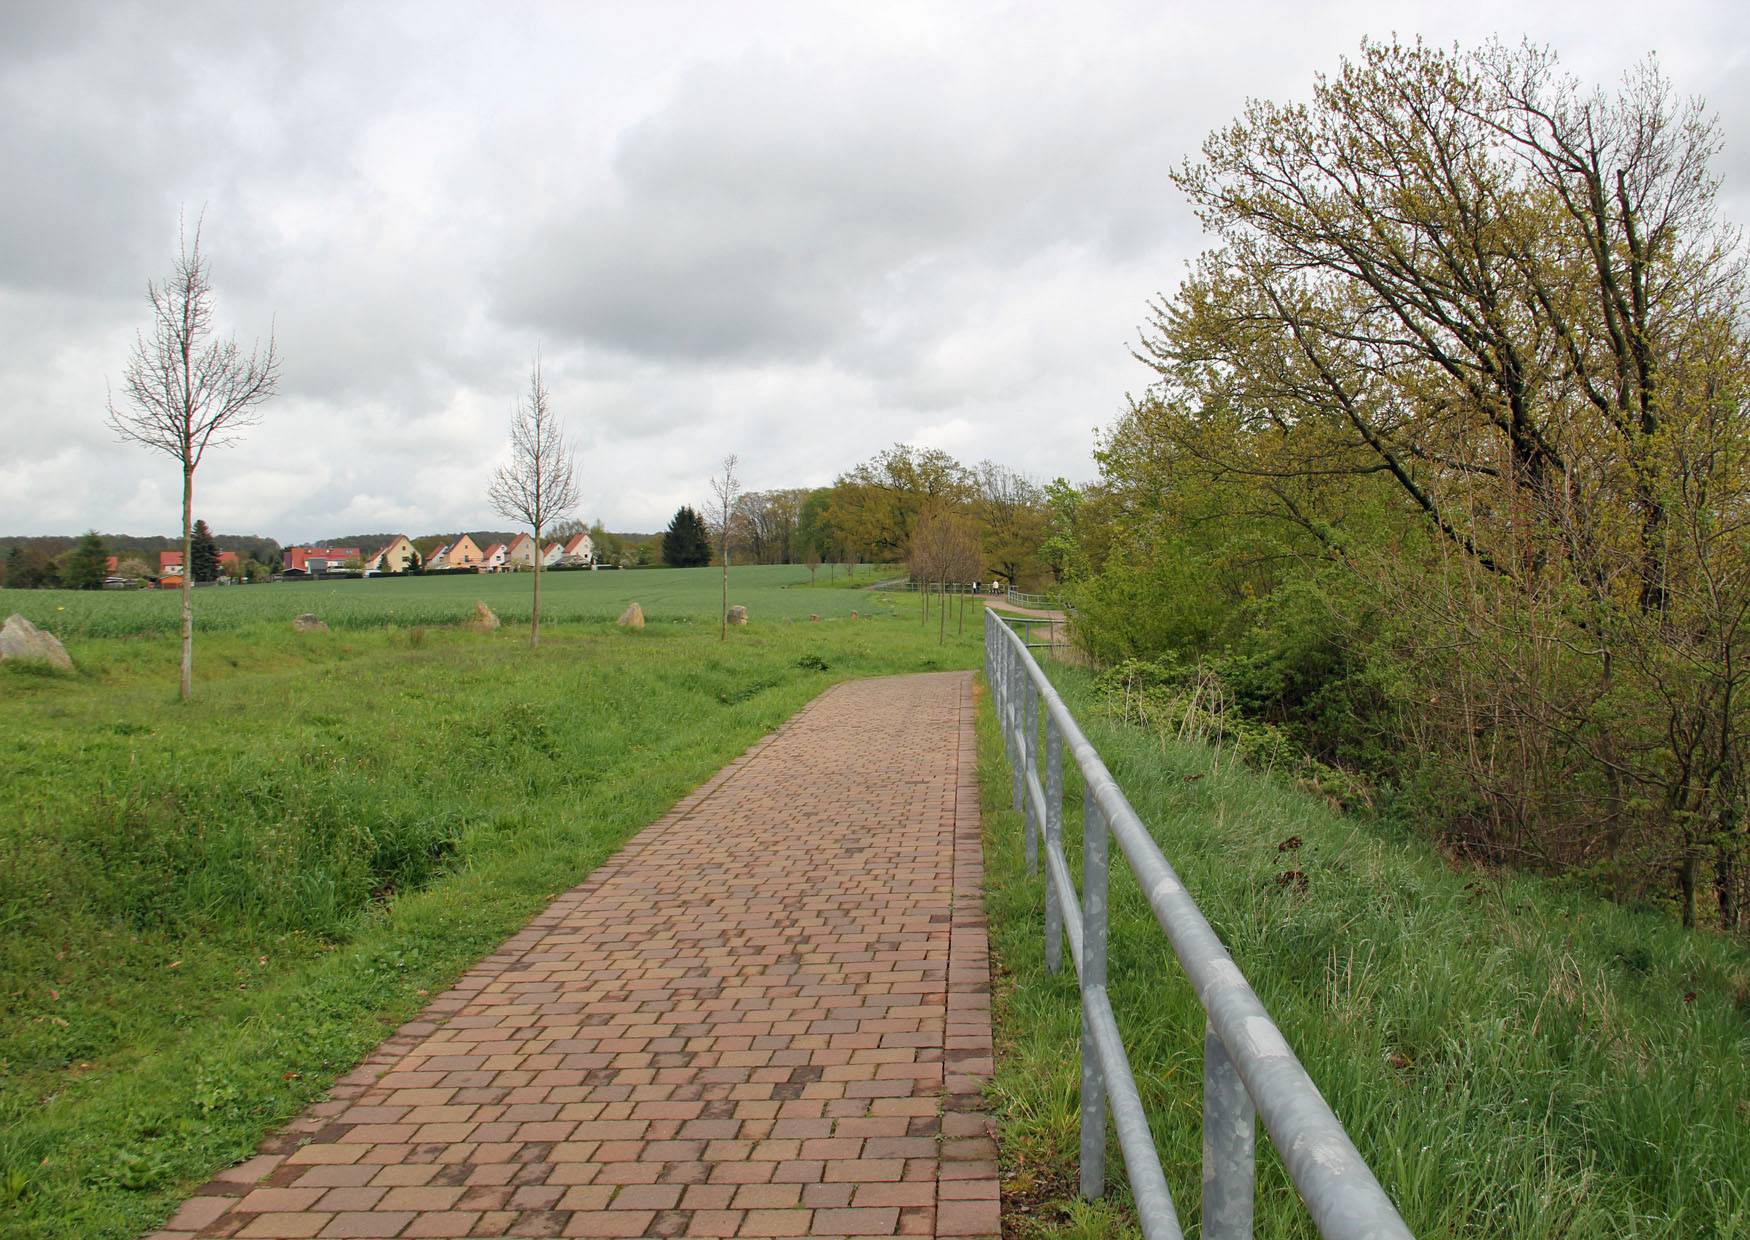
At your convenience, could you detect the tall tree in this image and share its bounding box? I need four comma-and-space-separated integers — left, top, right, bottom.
1115, 37, 1750, 927
488, 355, 580, 649
190, 519, 221, 583
63, 530, 108, 591
108, 214, 279, 700
662, 507, 712, 567
709, 455, 741, 641
975, 462, 1044, 587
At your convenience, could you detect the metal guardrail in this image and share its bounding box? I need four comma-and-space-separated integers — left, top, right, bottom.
1006, 586, 1055, 608
984, 610, 1414, 1240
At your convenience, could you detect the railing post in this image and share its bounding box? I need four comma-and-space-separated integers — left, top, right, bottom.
1202, 1023, 1256, 1240
1022, 668, 1038, 875
1007, 640, 1024, 818
1079, 789, 1108, 1199
1044, 713, 1063, 974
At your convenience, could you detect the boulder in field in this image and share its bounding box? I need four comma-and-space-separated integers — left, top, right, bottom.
469, 600, 501, 632
291, 613, 328, 634
0, 613, 73, 670
618, 601, 645, 628
727, 605, 748, 626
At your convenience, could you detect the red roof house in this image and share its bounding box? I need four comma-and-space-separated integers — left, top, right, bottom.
284, 546, 361, 573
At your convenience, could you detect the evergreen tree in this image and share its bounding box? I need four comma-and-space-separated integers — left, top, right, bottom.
190, 519, 221, 583
64, 530, 108, 590
662, 506, 712, 568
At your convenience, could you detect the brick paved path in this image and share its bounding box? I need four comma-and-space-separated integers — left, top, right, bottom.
155, 672, 995, 1240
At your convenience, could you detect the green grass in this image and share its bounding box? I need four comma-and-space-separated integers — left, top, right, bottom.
0, 576, 977, 1239
0, 562, 899, 639
978, 666, 1750, 1240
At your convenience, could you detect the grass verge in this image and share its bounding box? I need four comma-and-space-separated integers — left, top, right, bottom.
0, 609, 977, 1238
977, 665, 1750, 1240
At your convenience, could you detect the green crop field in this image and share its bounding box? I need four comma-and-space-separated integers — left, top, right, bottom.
0, 576, 976, 1239
978, 666, 1750, 1240
0, 563, 901, 639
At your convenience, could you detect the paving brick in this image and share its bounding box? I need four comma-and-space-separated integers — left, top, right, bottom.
153, 675, 995, 1240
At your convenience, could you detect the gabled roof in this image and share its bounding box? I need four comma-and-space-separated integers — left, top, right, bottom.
562, 532, 592, 554
482, 543, 507, 558
159, 550, 183, 570
507, 532, 533, 551
371, 535, 411, 561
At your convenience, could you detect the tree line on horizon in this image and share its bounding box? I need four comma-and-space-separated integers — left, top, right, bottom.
655, 443, 1056, 591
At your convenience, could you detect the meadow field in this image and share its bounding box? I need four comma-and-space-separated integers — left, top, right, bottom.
978, 666, 1750, 1240
0, 562, 899, 638
0, 567, 972, 1238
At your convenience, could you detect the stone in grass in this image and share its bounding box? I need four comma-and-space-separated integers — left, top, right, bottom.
618, 601, 645, 628
0, 613, 73, 670
290, 613, 328, 634
727, 605, 748, 626
469, 600, 501, 632
809, 614, 820, 623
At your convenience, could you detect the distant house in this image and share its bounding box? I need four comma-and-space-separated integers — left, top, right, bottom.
560, 532, 595, 566
504, 532, 538, 570
541, 541, 564, 567
158, 550, 185, 586
426, 542, 451, 570
219, 551, 242, 580
447, 534, 484, 570
364, 535, 418, 574
284, 546, 361, 575
481, 542, 508, 572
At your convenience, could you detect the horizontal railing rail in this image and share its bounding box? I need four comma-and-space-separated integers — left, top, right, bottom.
1005, 586, 1056, 609
984, 610, 1414, 1240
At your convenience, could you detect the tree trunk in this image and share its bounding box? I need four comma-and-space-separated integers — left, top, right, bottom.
938, 580, 946, 645
958, 587, 965, 636
1679, 854, 1698, 929
720, 540, 729, 641
532, 528, 542, 649
179, 465, 194, 701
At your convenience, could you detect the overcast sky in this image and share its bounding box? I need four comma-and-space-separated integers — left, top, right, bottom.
2, 1, 1745, 541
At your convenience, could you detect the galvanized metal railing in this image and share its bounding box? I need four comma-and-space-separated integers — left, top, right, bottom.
1005, 586, 1056, 608
984, 610, 1414, 1240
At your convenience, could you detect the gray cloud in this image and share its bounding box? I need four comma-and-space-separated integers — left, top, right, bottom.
1, 1, 1746, 539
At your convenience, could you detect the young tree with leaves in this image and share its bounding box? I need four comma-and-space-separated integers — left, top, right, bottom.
488, 355, 580, 649
108, 215, 279, 699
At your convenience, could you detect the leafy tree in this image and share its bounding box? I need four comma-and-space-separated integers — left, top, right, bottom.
63, 530, 108, 590
662, 506, 711, 568
190, 519, 221, 583
826, 445, 975, 561
1092, 36, 1750, 929
4, 545, 59, 589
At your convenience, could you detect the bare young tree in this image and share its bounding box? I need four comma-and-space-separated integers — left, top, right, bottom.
708, 455, 741, 641
488, 355, 580, 648
108, 215, 279, 701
